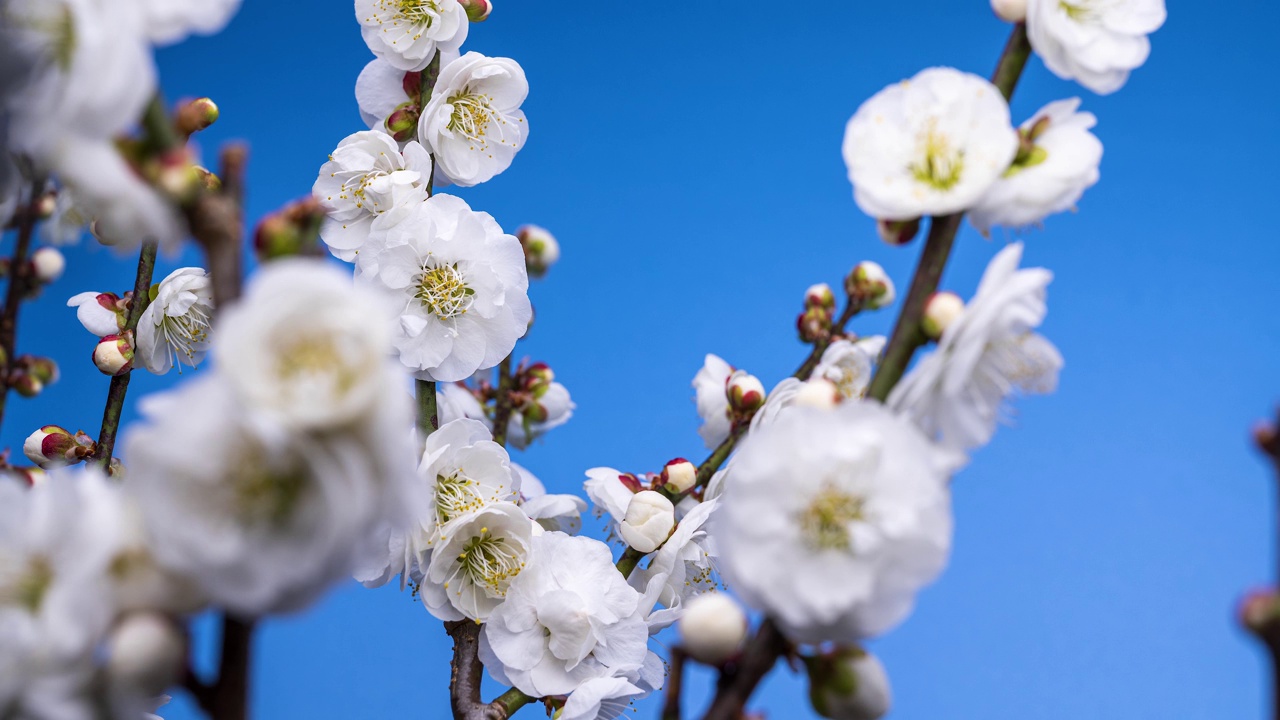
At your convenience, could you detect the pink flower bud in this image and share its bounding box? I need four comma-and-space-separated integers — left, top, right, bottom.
727, 371, 766, 414
458, 0, 492, 22
921, 291, 965, 341
797, 305, 833, 344
23, 425, 77, 467
876, 218, 921, 247
660, 458, 697, 494
94, 334, 135, 376
30, 247, 65, 284
805, 283, 836, 310
385, 102, 421, 143
618, 472, 645, 494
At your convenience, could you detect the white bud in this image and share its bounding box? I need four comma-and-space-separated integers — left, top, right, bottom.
22, 425, 76, 467
661, 459, 697, 495
847, 261, 895, 310
94, 334, 135, 376
517, 224, 560, 278
727, 371, 766, 413
807, 648, 892, 720
991, 0, 1027, 23
30, 247, 65, 284
805, 283, 835, 309
794, 378, 840, 410
618, 490, 676, 553
107, 613, 185, 695
921, 291, 964, 341
679, 592, 748, 665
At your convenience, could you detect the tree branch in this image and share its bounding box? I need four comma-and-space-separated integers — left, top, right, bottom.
662, 648, 686, 720
91, 241, 158, 471
210, 616, 254, 720
446, 621, 533, 720
699, 620, 790, 720
490, 355, 516, 448
0, 187, 39, 435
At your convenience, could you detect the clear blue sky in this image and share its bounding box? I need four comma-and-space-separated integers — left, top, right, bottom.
7, 1, 1279, 718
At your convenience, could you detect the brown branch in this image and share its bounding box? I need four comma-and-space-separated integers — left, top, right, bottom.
189, 145, 247, 309
0, 188, 39, 434
699, 620, 790, 720
445, 621, 533, 720
662, 648, 686, 720
490, 355, 516, 448
91, 241, 158, 471
210, 616, 254, 720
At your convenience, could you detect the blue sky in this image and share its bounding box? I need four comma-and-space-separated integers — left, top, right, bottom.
6, 1, 1280, 718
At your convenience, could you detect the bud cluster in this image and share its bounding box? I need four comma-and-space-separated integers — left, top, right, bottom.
798, 283, 836, 343
845, 261, 895, 311
23, 425, 97, 468
255, 197, 326, 261
6, 354, 59, 398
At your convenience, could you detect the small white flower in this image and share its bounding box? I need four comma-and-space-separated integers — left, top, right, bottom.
715, 403, 962, 643
133, 0, 242, 45
313, 130, 433, 261
888, 243, 1062, 452
619, 491, 676, 554
67, 291, 124, 337
584, 467, 641, 537
970, 98, 1103, 233
1026, 0, 1166, 95
420, 502, 533, 621
356, 0, 469, 72
678, 592, 747, 665
843, 67, 1018, 221
419, 52, 529, 187
814, 336, 886, 401
135, 267, 214, 375
693, 354, 734, 449
479, 532, 654, 697
123, 374, 419, 616
629, 498, 720, 616
559, 677, 650, 720
214, 259, 401, 431
365, 193, 532, 382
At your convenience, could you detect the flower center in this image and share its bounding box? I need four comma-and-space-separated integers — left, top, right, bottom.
1059, 0, 1108, 22
909, 119, 964, 191
457, 529, 524, 596
415, 262, 474, 320
0, 556, 53, 613
447, 88, 514, 153
434, 472, 490, 527
985, 333, 1059, 392
335, 168, 391, 214
159, 305, 212, 371
233, 453, 309, 527
797, 486, 865, 551
365, 0, 440, 33
276, 334, 358, 395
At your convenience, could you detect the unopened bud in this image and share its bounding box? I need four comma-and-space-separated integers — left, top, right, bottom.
94, 334, 134, 376
876, 218, 920, 247
11, 372, 43, 398
19, 356, 58, 385
194, 166, 222, 193
385, 102, 421, 143
619, 490, 676, 553
175, 97, 220, 138
107, 613, 185, 695
795, 378, 840, 410
846, 261, 895, 310
23, 425, 77, 467
524, 362, 554, 388
30, 247, 65, 284
34, 192, 57, 219
459, 0, 492, 22
679, 593, 747, 666
921, 291, 964, 341
804, 646, 892, 720
797, 306, 833, 344
727, 371, 766, 414
660, 458, 697, 495
254, 198, 325, 261
618, 472, 645, 494
990, 0, 1027, 22
153, 152, 202, 202
805, 283, 836, 310
516, 225, 560, 278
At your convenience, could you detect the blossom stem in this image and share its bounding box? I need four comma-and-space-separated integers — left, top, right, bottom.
616, 547, 645, 578
699, 620, 790, 720
422, 53, 442, 198
491, 355, 516, 447
210, 616, 255, 720
0, 186, 39, 435
865, 23, 1031, 403
91, 241, 158, 470
662, 648, 686, 720
416, 379, 439, 438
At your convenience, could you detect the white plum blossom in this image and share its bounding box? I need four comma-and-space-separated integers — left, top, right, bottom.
479, 532, 657, 697
356, 0, 469, 72
842, 67, 1018, 220
67, 292, 124, 337
53, 137, 185, 250
355, 58, 415, 131
213, 259, 403, 432
618, 491, 676, 554
715, 404, 962, 643
560, 676, 653, 720
693, 354, 734, 449
888, 243, 1062, 452
629, 497, 720, 618
421, 502, 533, 621
813, 336, 886, 401
134, 0, 243, 45
313, 130, 433, 262
135, 267, 214, 375
584, 467, 641, 539
749, 377, 803, 434
1026, 0, 1166, 95
419, 52, 529, 187
365, 193, 531, 382
970, 98, 1103, 233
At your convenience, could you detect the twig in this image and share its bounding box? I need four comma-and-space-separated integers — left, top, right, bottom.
91, 241, 157, 470
490, 355, 516, 447
416, 379, 439, 438
866, 23, 1031, 403
210, 616, 254, 720
662, 648, 686, 720
445, 621, 533, 720
699, 620, 790, 720
189, 146, 247, 308
0, 187, 38, 435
